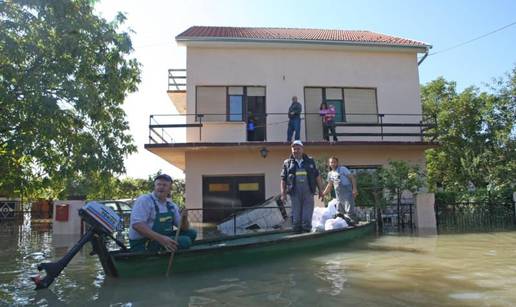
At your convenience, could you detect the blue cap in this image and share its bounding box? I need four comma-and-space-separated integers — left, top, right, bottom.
154, 174, 172, 182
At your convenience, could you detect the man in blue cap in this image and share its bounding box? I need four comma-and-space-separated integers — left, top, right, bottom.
280, 141, 324, 233
129, 174, 197, 252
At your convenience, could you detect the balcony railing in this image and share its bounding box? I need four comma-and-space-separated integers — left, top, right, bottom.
148, 112, 436, 144
168, 69, 186, 91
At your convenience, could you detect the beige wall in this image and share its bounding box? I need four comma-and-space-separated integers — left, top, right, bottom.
187, 122, 246, 142
184, 145, 426, 210
186, 46, 422, 143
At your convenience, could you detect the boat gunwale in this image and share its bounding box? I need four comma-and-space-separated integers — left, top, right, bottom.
111, 222, 375, 259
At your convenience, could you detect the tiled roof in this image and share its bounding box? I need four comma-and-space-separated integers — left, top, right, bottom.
176, 26, 430, 49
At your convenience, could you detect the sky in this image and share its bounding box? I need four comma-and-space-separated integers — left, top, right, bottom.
94, 0, 516, 180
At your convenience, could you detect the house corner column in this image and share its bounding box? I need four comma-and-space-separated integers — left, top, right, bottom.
415, 192, 436, 235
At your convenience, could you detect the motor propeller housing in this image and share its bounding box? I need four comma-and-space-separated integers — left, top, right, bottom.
31, 202, 123, 290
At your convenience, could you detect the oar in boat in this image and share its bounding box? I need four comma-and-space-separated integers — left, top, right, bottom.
166, 209, 186, 277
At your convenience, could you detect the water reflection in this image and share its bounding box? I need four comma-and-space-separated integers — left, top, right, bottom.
1, 217, 516, 306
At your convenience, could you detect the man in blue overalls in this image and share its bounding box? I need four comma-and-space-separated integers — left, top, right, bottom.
129, 174, 197, 252
280, 141, 325, 233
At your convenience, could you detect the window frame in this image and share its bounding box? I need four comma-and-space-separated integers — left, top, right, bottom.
227, 87, 245, 122
306, 86, 379, 124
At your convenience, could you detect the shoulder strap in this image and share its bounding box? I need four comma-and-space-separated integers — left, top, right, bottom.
149, 194, 160, 214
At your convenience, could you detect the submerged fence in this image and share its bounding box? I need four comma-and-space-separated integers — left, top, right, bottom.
380, 203, 415, 231
435, 201, 516, 233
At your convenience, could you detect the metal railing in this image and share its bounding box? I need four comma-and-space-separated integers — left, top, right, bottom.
148, 112, 436, 144
381, 203, 415, 231
435, 201, 516, 233
168, 69, 186, 91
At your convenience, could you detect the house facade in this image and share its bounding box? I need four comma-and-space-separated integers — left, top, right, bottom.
146, 26, 435, 222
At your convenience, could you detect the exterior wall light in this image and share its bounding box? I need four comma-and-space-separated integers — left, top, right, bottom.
259, 147, 269, 158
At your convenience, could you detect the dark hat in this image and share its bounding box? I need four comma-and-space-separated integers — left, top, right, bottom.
154, 174, 173, 182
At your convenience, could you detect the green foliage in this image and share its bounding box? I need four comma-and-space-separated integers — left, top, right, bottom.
421, 67, 516, 193
58, 173, 149, 200
314, 155, 331, 201
315, 157, 424, 208
0, 0, 141, 199
435, 188, 513, 204
377, 160, 425, 204
378, 161, 425, 196
314, 154, 330, 180
354, 171, 387, 208
57, 171, 186, 206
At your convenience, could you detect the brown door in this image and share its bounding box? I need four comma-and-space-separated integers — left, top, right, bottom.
202, 175, 265, 223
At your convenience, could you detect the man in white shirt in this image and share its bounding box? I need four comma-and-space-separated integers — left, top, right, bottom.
129, 174, 196, 252
322, 157, 358, 223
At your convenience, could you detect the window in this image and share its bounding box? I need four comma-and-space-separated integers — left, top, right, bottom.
209, 183, 230, 192
238, 183, 260, 191
228, 95, 243, 121
344, 89, 378, 123
348, 166, 379, 175
119, 203, 132, 211
196, 86, 265, 123
196, 86, 227, 122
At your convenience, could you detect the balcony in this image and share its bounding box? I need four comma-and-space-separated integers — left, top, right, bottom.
147, 112, 436, 144
167, 69, 187, 113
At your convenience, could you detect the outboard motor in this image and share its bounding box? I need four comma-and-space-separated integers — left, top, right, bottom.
32, 202, 123, 290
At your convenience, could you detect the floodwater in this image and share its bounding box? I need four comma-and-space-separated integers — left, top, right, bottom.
1, 218, 516, 306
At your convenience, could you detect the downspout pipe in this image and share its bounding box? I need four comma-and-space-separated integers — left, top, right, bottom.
418, 47, 431, 66
418, 51, 429, 66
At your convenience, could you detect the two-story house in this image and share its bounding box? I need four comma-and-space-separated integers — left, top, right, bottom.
146, 26, 434, 222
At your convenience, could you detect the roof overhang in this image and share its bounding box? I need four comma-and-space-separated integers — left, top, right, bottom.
176, 37, 431, 54
145, 141, 439, 171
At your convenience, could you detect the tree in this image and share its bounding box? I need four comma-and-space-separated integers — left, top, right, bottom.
421, 67, 515, 195
58, 173, 149, 200
0, 0, 141, 199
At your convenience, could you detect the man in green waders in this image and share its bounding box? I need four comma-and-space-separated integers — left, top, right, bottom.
129, 174, 197, 252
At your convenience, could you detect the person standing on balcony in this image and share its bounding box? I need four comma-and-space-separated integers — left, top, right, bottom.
287, 96, 302, 141
319, 102, 338, 142
322, 157, 358, 224
247, 113, 256, 141
281, 140, 325, 233
129, 174, 197, 252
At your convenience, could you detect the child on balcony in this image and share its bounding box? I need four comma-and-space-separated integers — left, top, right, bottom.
319, 102, 338, 142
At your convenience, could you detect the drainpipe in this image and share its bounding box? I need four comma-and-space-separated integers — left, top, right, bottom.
417, 50, 429, 66
417, 46, 432, 66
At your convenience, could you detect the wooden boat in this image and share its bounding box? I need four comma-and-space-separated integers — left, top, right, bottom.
32, 202, 375, 289
92, 222, 376, 278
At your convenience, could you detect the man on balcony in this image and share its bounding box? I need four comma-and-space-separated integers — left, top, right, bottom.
129, 174, 197, 252
287, 96, 302, 142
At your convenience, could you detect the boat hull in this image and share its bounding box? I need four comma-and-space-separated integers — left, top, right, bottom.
108, 222, 375, 278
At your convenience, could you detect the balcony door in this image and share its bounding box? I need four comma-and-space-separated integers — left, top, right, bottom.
246, 96, 266, 141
